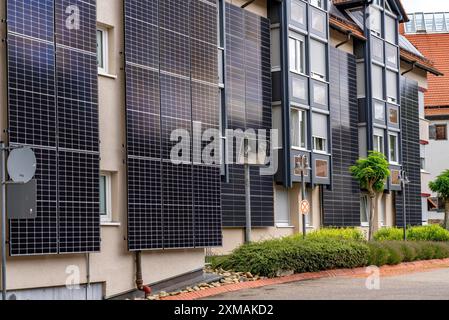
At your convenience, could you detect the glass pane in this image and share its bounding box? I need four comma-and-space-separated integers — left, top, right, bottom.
372, 65, 383, 100
370, 7, 382, 35
372, 37, 383, 62
374, 101, 385, 121
424, 13, 434, 32
300, 111, 306, 148
291, 109, 299, 147
415, 13, 425, 31
374, 135, 384, 153
311, 8, 326, 35
97, 30, 104, 68
310, 0, 324, 9
434, 13, 444, 31
389, 135, 397, 162
100, 175, 106, 215
385, 16, 396, 43
389, 107, 398, 124
310, 40, 326, 79
386, 43, 398, 68
386, 71, 398, 103
391, 170, 401, 185
360, 196, 369, 223
292, 76, 307, 100
291, 0, 306, 25
313, 82, 327, 105
289, 38, 297, 71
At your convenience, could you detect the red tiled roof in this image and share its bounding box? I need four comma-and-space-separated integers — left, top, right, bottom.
425, 107, 449, 117
329, 14, 366, 40
404, 33, 449, 109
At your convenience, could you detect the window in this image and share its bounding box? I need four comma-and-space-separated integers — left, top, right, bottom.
357, 62, 365, 97
291, 108, 307, 149
360, 195, 369, 227
294, 156, 309, 176
379, 196, 386, 226
370, 7, 382, 36
310, 0, 324, 9
312, 81, 327, 106
100, 173, 112, 223
289, 36, 305, 74
436, 124, 448, 140
420, 157, 426, 170
315, 159, 328, 178
292, 76, 307, 101
372, 37, 384, 62
385, 43, 398, 68
310, 40, 326, 80
313, 136, 327, 152
389, 134, 399, 163
291, 0, 306, 26
386, 70, 398, 103
372, 65, 383, 100
275, 186, 291, 226
311, 7, 326, 36
373, 134, 384, 153
388, 106, 399, 125
97, 27, 109, 74
303, 190, 313, 227
374, 101, 385, 121
428, 197, 445, 212
391, 169, 401, 185
385, 15, 396, 44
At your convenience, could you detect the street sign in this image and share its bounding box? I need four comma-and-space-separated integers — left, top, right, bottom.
300, 200, 310, 215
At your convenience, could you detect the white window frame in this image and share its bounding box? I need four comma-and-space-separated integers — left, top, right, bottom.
100, 173, 112, 224
310, 0, 324, 10
97, 26, 109, 74
310, 40, 326, 81
373, 134, 384, 153
312, 136, 327, 153
289, 35, 305, 75
388, 133, 399, 164
291, 108, 308, 150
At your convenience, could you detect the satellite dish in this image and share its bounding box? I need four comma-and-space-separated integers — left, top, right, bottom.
7, 147, 37, 184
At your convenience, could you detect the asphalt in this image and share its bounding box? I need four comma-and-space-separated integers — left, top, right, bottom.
203, 268, 449, 300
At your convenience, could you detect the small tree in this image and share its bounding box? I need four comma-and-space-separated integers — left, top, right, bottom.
350, 151, 390, 240
429, 170, 449, 230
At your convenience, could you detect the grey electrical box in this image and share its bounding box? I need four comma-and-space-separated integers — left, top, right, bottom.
6, 179, 37, 220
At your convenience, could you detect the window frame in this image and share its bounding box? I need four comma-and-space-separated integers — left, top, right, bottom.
310, 39, 327, 81
388, 133, 399, 164
435, 124, 448, 140
100, 172, 113, 224
289, 35, 306, 75
315, 159, 329, 178
360, 195, 369, 227
291, 108, 308, 150
373, 133, 384, 153
312, 136, 327, 153
97, 26, 109, 74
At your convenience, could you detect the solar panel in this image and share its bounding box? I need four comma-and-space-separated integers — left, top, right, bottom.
125, 0, 222, 250
222, 3, 274, 228
7, 0, 100, 256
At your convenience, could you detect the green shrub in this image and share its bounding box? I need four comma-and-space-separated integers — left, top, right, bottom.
367, 241, 449, 266
373, 228, 403, 241
407, 225, 449, 242
218, 237, 369, 277
306, 228, 365, 241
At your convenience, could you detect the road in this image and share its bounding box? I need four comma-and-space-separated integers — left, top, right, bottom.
203, 268, 449, 300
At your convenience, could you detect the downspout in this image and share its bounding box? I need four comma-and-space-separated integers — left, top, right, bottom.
401, 61, 416, 76
241, 0, 256, 9
85, 253, 90, 300
135, 251, 152, 298
336, 31, 352, 49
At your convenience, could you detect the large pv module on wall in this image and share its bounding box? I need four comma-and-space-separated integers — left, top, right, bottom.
125, 0, 222, 250
221, 3, 274, 228
396, 77, 422, 226
7, 0, 100, 256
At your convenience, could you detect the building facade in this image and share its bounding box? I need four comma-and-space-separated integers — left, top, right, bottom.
403, 12, 449, 224
0, 0, 439, 299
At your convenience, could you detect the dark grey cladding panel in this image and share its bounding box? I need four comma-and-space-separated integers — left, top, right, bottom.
125, 0, 222, 250
7, 0, 100, 256
323, 47, 361, 227
395, 77, 422, 226
222, 3, 274, 228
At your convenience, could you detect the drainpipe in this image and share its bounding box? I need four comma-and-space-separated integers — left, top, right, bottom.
401, 61, 416, 76
85, 253, 90, 300
241, 0, 256, 9
336, 31, 352, 49
135, 251, 152, 298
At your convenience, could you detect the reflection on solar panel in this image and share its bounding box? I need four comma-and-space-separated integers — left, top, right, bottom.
222, 3, 274, 228
125, 0, 222, 250
7, 0, 100, 256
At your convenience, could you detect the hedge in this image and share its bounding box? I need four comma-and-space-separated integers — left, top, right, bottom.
211, 237, 449, 278
305, 228, 364, 241
374, 225, 449, 242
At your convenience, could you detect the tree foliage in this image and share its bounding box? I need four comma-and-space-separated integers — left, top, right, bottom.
429, 170, 449, 200
350, 151, 390, 196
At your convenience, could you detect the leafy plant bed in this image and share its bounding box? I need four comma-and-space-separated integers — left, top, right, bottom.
210, 236, 449, 278
374, 225, 449, 242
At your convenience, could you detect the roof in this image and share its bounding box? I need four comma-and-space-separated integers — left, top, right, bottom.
425, 107, 449, 118
404, 32, 449, 108
331, 0, 409, 22
328, 13, 443, 76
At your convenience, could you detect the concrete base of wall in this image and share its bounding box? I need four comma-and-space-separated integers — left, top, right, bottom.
6, 283, 103, 301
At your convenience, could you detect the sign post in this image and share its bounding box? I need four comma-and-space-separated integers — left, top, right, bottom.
296, 155, 311, 240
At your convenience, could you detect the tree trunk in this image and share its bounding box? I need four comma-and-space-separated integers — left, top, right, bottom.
445, 200, 449, 231
368, 193, 377, 241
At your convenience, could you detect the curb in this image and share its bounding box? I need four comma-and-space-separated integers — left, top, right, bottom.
161, 258, 449, 300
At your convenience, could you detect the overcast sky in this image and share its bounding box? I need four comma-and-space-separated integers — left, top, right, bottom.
402, 0, 449, 13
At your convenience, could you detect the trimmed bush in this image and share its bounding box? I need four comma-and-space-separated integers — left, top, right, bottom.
374, 225, 449, 242
407, 225, 449, 242
367, 241, 449, 266
373, 228, 403, 241
214, 237, 369, 277
306, 228, 365, 241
